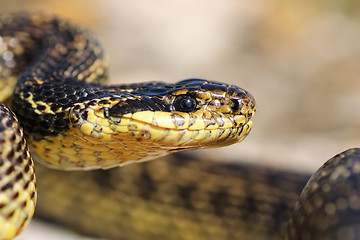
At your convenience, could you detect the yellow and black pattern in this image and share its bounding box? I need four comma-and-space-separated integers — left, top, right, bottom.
1, 11, 360, 240
0, 103, 36, 239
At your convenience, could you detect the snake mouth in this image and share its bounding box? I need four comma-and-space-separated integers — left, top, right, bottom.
72, 107, 252, 143
204, 120, 253, 148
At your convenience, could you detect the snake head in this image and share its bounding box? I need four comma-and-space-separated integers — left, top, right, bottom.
160, 79, 256, 147
68, 79, 255, 168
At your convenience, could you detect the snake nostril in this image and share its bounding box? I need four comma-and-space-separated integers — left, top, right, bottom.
230, 99, 243, 113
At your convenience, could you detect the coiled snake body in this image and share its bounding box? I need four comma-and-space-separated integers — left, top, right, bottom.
0, 12, 359, 240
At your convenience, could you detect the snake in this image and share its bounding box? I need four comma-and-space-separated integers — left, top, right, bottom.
0, 12, 359, 240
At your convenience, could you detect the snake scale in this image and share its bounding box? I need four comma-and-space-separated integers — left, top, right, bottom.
0, 12, 359, 240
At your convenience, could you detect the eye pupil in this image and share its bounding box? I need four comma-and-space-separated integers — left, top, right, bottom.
173, 95, 197, 112
181, 98, 194, 109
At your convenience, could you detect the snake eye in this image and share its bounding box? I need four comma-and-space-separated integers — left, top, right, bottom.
172, 95, 198, 112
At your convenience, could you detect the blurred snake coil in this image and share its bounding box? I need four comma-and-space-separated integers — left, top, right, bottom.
0, 12, 359, 240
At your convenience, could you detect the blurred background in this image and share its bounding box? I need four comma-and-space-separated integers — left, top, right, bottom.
1, 0, 359, 239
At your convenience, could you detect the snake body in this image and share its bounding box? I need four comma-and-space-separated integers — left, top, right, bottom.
0, 12, 359, 240
0, 104, 35, 239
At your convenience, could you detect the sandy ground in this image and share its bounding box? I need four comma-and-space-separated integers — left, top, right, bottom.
1, 0, 359, 239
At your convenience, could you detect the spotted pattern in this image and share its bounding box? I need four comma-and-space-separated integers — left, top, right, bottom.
287, 148, 360, 240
